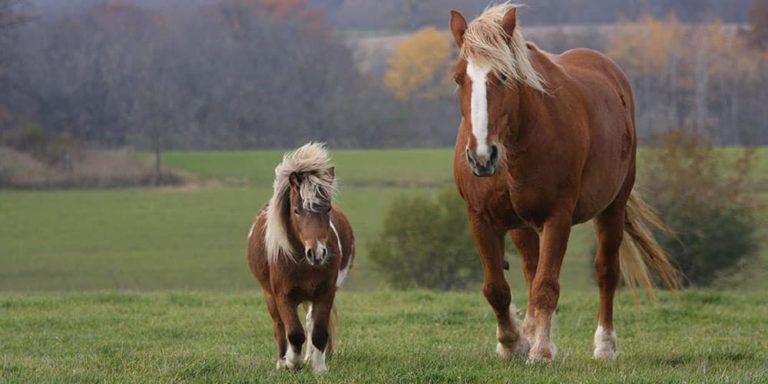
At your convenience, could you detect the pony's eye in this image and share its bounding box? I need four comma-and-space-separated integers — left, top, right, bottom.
499, 73, 508, 82
294, 208, 301, 215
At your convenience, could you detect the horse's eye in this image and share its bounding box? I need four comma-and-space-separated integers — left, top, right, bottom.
294, 208, 301, 215
499, 73, 508, 82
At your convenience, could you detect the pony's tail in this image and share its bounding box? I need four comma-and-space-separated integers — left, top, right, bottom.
620, 191, 683, 297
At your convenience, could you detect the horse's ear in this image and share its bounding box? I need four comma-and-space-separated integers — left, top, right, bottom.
449, 9, 467, 48
326, 167, 335, 180
501, 7, 517, 38
289, 172, 302, 188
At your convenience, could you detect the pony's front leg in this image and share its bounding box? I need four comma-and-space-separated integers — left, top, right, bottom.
276, 299, 304, 370
528, 213, 572, 363
470, 216, 529, 359
307, 298, 334, 374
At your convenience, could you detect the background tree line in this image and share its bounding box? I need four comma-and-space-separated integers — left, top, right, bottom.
1, 0, 767, 153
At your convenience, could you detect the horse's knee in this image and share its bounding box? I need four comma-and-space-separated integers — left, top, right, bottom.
287, 329, 305, 350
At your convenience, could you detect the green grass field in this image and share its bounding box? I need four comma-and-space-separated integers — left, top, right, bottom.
1, 147, 767, 382
1, 290, 766, 383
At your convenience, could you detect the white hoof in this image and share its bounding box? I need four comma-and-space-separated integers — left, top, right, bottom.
527, 341, 557, 364
593, 325, 617, 360
284, 347, 302, 370
309, 348, 328, 374
496, 337, 530, 359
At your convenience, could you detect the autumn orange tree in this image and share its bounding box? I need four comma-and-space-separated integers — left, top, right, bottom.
384, 27, 452, 100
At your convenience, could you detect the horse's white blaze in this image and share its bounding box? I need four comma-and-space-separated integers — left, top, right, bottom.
329, 219, 349, 287
593, 325, 618, 360
467, 60, 492, 159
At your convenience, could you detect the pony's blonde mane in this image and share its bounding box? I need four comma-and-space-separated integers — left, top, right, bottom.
460, 3, 546, 92
265, 142, 337, 264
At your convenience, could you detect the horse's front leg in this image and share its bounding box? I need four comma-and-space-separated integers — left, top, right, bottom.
306, 295, 334, 374
528, 212, 572, 363
276, 297, 304, 370
470, 216, 529, 359
509, 228, 540, 344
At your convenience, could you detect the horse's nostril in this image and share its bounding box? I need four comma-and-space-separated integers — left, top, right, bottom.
489, 145, 499, 165
306, 248, 315, 261
321, 248, 328, 258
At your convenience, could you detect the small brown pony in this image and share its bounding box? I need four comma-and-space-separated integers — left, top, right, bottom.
449, 4, 681, 362
247, 143, 354, 373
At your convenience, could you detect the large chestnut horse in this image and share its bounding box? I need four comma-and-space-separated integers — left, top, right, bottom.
247, 143, 354, 373
449, 4, 681, 362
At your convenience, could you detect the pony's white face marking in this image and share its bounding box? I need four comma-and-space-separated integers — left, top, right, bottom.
467, 60, 492, 158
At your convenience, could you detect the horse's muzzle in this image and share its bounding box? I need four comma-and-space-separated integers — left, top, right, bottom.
305, 245, 328, 266
466, 145, 499, 177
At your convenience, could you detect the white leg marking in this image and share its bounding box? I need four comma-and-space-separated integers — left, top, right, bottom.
284, 346, 302, 370
310, 348, 328, 374
528, 310, 558, 364
467, 60, 491, 158
304, 304, 314, 364
593, 325, 618, 360
495, 304, 530, 359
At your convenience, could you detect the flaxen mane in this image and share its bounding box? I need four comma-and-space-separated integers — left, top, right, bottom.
461, 3, 546, 92
264, 142, 336, 264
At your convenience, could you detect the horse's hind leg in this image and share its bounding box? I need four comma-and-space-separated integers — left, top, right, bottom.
470, 217, 529, 359
509, 227, 539, 344
592, 204, 625, 360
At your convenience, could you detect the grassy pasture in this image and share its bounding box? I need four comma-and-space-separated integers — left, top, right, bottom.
2, 147, 767, 292
1, 290, 766, 383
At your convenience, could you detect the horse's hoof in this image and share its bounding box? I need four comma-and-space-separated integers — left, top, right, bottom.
593, 326, 618, 360
527, 342, 557, 364
496, 337, 530, 359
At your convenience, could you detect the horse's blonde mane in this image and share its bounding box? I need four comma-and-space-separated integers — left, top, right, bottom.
460, 2, 546, 92
265, 142, 336, 264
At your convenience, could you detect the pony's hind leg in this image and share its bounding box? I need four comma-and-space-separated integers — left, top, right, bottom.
470, 217, 529, 359
509, 228, 540, 344
591, 206, 624, 360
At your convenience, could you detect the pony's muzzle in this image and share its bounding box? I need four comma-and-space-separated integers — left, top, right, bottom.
466, 144, 499, 177
305, 244, 328, 266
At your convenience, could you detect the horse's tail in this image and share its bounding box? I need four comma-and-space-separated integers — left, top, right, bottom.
620, 191, 683, 297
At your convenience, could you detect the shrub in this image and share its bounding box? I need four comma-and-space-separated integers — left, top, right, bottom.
370, 188, 481, 290
640, 130, 760, 287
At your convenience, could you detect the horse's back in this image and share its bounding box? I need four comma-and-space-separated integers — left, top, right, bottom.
551, 48, 637, 221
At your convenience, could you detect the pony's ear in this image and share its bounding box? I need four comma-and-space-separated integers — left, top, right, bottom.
289, 172, 302, 188
501, 7, 517, 38
449, 10, 467, 48
326, 167, 335, 180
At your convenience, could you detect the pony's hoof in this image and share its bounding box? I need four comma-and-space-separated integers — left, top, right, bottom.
496, 338, 530, 359
527, 342, 557, 364
312, 364, 329, 374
